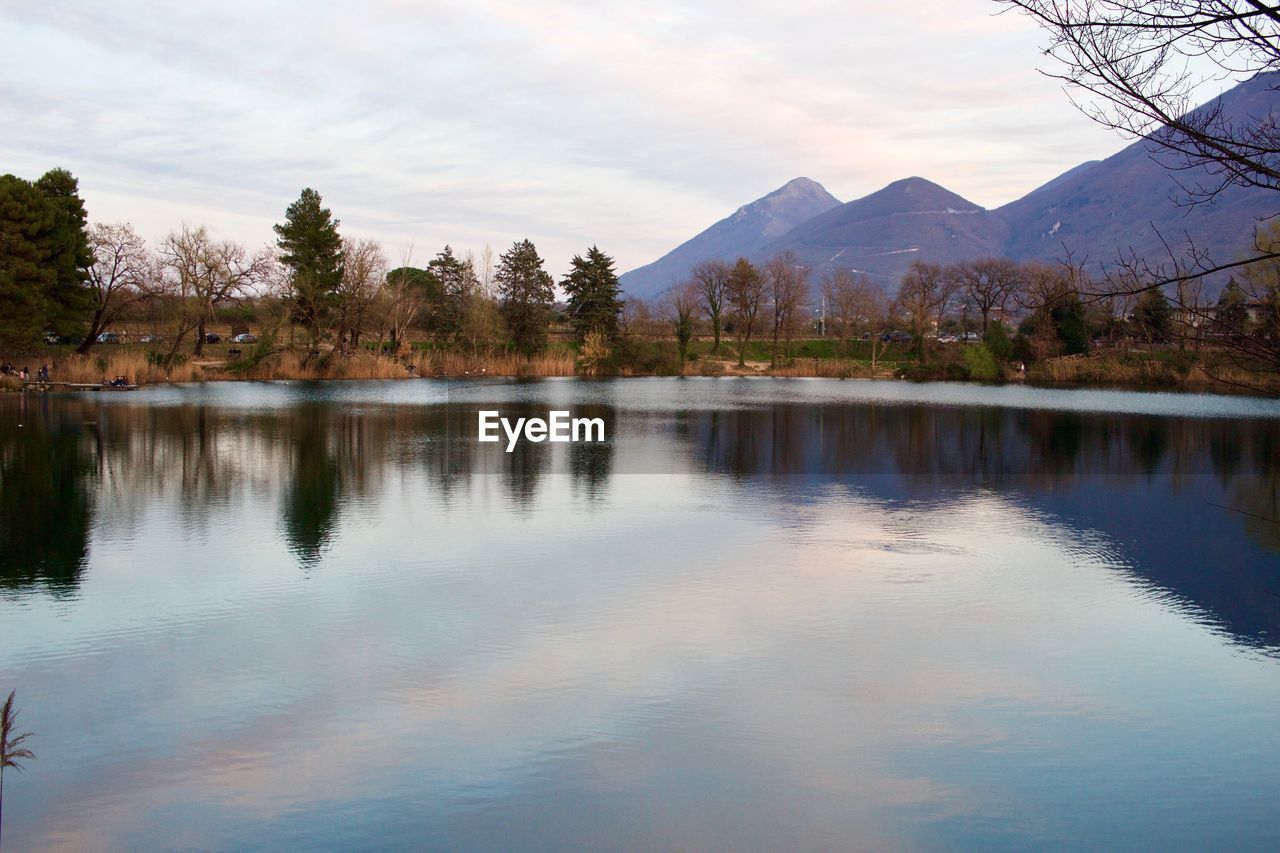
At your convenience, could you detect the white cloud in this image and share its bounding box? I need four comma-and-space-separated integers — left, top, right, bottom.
0, 0, 1157, 274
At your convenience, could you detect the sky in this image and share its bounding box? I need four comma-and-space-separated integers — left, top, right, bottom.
0, 0, 1219, 276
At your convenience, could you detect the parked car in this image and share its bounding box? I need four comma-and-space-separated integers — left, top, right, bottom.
229, 333, 257, 344
96, 332, 123, 344
961, 331, 980, 343
205, 333, 222, 344
881, 331, 912, 343
44, 333, 71, 345
139, 334, 164, 343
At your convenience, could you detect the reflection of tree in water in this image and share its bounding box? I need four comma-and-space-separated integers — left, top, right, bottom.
569, 405, 614, 502
0, 401, 95, 592
495, 402, 551, 510
1025, 411, 1083, 476
1231, 426, 1280, 553
1128, 417, 1169, 478
281, 405, 341, 567
679, 401, 1280, 651
6, 389, 1279, 641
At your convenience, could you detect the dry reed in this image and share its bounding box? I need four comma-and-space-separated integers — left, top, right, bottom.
49, 351, 203, 385
409, 350, 576, 377
767, 358, 878, 378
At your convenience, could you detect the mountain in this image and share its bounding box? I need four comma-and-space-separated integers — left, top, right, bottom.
761, 176, 1009, 285
997, 72, 1280, 273
618, 177, 841, 299
621, 73, 1280, 297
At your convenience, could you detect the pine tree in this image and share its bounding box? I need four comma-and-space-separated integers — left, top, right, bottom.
34, 168, 94, 338
427, 245, 477, 341
561, 245, 622, 342
1215, 277, 1249, 336
1133, 288, 1174, 343
495, 239, 554, 353
0, 169, 93, 349
274, 188, 343, 345
1050, 290, 1089, 354
0, 174, 55, 349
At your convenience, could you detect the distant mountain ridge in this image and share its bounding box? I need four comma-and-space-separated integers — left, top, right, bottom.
618, 177, 841, 296
619, 73, 1280, 299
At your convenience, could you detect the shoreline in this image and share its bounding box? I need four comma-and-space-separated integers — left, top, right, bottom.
3, 344, 1275, 398
5, 368, 1274, 400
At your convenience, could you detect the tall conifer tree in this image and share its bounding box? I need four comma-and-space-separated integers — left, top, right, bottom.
562, 245, 622, 342
274, 188, 343, 344
495, 239, 554, 353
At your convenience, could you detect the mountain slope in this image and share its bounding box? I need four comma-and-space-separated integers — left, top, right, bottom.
763, 176, 1009, 285
999, 72, 1280, 272
618, 177, 841, 299
621, 73, 1280, 298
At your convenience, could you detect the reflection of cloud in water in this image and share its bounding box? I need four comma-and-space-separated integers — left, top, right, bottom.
3, 381, 1280, 848
17, 479, 1253, 848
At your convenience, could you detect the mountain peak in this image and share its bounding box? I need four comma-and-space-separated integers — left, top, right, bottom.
870, 176, 983, 211
618, 178, 841, 298
774, 176, 829, 195
740, 177, 839, 215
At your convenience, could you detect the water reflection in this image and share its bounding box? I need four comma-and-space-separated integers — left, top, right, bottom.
2, 380, 1279, 849
282, 404, 343, 565
2, 385, 1276, 645
0, 396, 95, 592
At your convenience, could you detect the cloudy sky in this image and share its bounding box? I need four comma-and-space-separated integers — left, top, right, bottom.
0, 0, 1194, 275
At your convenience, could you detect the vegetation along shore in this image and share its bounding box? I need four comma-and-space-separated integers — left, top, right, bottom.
2, 170, 1278, 395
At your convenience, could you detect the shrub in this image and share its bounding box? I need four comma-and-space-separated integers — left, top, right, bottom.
983, 322, 1015, 361
963, 343, 1001, 380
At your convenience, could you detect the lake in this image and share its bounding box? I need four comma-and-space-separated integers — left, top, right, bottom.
2, 378, 1279, 851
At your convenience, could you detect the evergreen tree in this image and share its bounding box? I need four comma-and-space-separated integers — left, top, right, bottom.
34, 168, 94, 338
495, 239, 554, 353
427, 245, 477, 340
0, 169, 92, 349
1215, 277, 1249, 336
1133, 288, 1174, 343
274, 188, 343, 344
561, 245, 622, 342
983, 321, 1016, 360
0, 174, 55, 349
1050, 290, 1089, 354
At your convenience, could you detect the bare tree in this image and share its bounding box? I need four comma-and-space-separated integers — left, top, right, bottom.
763, 252, 810, 364
1001, 0, 1280, 203
665, 280, 701, 365
334, 238, 387, 355
78, 222, 156, 353
894, 261, 950, 359
690, 259, 731, 354
159, 225, 272, 359
952, 258, 1023, 334
725, 257, 766, 367
1003, 0, 1280, 300
825, 269, 890, 367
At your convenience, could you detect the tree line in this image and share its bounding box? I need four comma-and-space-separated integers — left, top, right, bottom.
0, 174, 626, 366
653, 247, 1280, 382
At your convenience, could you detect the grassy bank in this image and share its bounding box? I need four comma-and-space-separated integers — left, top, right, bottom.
3, 339, 1275, 396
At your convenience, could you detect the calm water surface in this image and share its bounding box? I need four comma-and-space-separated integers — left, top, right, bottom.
2, 378, 1279, 851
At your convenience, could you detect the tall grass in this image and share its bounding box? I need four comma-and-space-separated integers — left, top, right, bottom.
234, 350, 413, 381
767, 358, 879, 378
409, 350, 577, 378
1029, 352, 1185, 386
230, 349, 577, 380
49, 352, 203, 385
1026, 351, 1278, 391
